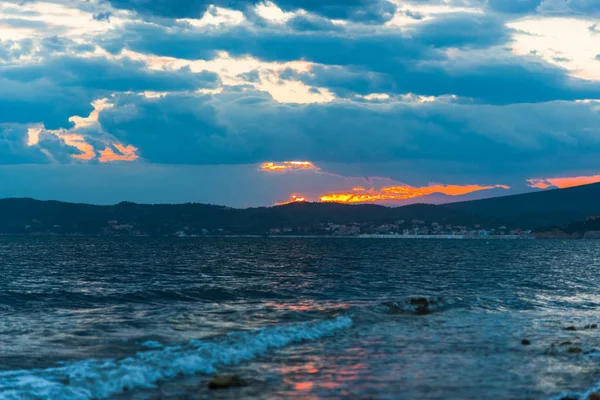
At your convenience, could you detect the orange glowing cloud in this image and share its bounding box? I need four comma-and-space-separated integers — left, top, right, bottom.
98, 144, 139, 163
260, 161, 316, 172
320, 184, 510, 204
26, 126, 138, 163
59, 133, 96, 161
527, 175, 600, 189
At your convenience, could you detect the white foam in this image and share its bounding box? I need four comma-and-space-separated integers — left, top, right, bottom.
0, 316, 352, 400
140, 341, 163, 349
548, 381, 600, 400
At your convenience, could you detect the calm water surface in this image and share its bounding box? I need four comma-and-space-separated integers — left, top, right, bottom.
0, 237, 598, 399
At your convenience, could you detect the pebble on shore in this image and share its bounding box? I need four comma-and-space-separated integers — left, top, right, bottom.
208, 375, 248, 390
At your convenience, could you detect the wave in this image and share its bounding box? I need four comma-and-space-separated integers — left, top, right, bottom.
0, 316, 352, 400
548, 382, 600, 400
0, 288, 292, 310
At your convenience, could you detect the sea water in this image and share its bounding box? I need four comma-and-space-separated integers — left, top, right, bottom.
0, 237, 598, 399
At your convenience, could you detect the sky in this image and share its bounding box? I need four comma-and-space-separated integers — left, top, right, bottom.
1, 0, 600, 207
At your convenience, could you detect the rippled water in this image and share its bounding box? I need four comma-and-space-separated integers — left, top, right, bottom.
0, 237, 598, 399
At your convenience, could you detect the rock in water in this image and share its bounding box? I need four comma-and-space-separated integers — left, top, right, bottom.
587, 392, 600, 400
567, 347, 583, 354
563, 326, 577, 331
409, 297, 436, 315
521, 339, 531, 346
382, 296, 442, 315
208, 375, 248, 390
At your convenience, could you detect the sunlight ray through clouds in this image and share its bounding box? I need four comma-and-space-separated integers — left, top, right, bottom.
508, 17, 600, 81
117, 50, 334, 104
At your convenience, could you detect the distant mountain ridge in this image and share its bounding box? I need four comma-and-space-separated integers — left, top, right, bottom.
0, 183, 598, 235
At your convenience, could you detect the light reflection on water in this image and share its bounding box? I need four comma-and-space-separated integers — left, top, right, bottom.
0, 237, 598, 399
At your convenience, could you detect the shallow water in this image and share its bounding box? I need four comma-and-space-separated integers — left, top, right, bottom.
0, 237, 598, 399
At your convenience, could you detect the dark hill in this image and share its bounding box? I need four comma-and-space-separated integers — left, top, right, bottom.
444, 183, 600, 228
0, 183, 599, 235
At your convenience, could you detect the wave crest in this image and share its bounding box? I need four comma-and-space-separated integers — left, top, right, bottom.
0, 316, 352, 400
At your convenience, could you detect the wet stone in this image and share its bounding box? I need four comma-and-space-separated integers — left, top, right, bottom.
567, 347, 583, 354
521, 339, 531, 346
587, 392, 600, 400
564, 326, 578, 331
208, 375, 248, 390
409, 297, 437, 315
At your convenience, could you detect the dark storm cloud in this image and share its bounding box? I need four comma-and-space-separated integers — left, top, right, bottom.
286, 14, 345, 32
0, 54, 219, 130
409, 13, 511, 48
96, 90, 600, 184
275, 0, 396, 23
487, 0, 542, 14
1, 55, 219, 92
104, 0, 396, 23
102, 13, 600, 104
2, 0, 600, 194
0, 125, 47, 164
0, 78, 94, 129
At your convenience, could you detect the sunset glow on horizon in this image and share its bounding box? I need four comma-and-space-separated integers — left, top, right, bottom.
275, 194, 307, 205
527, 175, 600, 189
320, 184, 510, 204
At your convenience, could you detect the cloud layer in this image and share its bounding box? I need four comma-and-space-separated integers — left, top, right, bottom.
1, 0, 599, 205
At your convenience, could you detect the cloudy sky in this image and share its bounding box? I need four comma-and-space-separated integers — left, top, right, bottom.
1, 0, 600, 207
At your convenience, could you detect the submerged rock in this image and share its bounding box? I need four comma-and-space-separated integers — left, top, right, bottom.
587, 392, 600, 400
584, 324, 598, 330
521, 339, 531, 346
567, 347, 583, 354
382, 296, 443, 315
564, 326, 578, 331
208, 375, 248, 390
410, 297, 436, 315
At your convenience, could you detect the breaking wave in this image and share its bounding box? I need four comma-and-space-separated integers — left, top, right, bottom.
0, 316, 352, 400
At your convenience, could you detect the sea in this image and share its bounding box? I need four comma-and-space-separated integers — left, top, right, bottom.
0, 237, 598, 400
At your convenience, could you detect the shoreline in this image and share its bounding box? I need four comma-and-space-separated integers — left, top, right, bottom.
0, 233, 538, 239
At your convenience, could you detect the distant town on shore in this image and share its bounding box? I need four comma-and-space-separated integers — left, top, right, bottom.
0, 182, 599, 239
